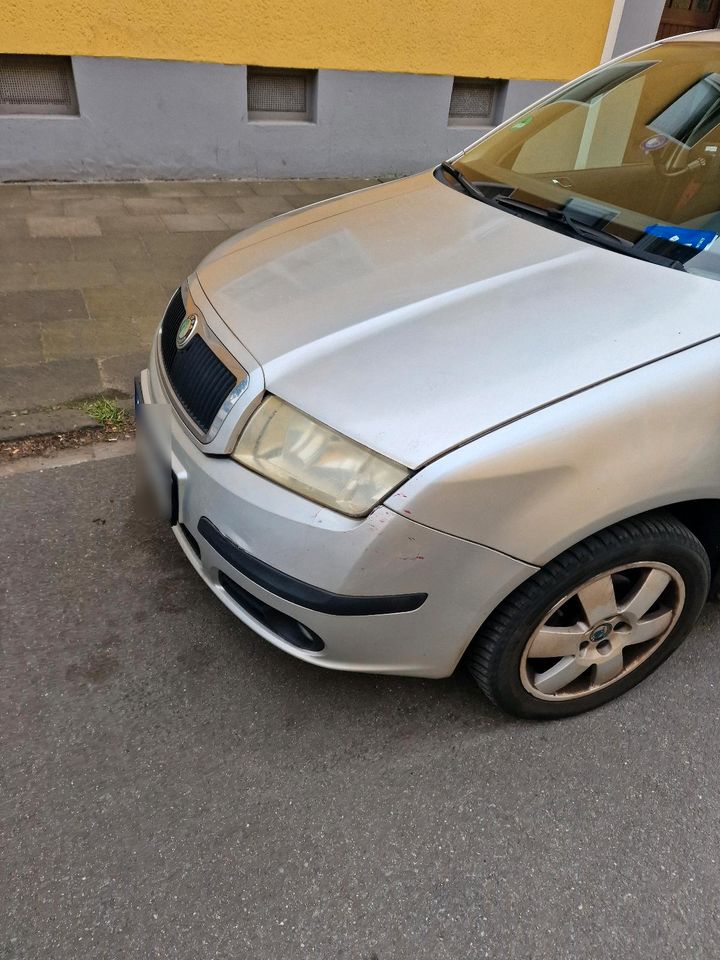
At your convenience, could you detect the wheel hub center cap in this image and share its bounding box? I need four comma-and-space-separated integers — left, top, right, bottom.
589, 623, 613, 643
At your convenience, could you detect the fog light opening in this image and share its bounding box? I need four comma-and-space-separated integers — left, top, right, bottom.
218, 571, 325, 652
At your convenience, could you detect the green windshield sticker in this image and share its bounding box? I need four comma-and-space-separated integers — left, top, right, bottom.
512, 115, 534, 129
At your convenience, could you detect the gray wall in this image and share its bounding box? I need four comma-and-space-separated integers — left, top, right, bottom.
0, 57, 558, 182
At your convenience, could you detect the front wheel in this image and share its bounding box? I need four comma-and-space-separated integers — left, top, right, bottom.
467, 514, 710, 719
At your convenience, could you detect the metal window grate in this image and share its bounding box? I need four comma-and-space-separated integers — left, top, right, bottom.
449, 77, 500, 126
247, 66, 315, 121
0, 55, 78, 116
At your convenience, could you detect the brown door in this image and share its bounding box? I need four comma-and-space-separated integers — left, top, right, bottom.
656, 0, 720, 39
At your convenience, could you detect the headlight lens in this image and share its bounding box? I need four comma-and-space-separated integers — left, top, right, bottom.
232, 396, 409, 517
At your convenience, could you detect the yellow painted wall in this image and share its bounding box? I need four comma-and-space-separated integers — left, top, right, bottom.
3, 0, 615, 82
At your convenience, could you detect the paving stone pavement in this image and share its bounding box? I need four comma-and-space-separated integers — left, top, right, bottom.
0, 178, 382, 419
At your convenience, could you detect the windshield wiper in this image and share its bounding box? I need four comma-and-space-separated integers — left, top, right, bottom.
493, 195, 687, 271
440, 163, 686, 271
442, 167, 631, 248
494, 195, 631, 246
440, 161, 489, 202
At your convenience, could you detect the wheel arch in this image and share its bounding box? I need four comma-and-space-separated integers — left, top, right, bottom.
453, 498, 720, 678
511, 497, 720, 605
523, 498, 720, 602
661, 498, 720, 600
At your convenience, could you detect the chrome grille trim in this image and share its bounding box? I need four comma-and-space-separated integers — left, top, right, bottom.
158, 288, 250, 444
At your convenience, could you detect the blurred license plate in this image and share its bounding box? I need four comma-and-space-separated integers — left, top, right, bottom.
135, 377, 176, 524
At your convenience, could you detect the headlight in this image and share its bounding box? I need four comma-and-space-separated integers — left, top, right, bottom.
232, 396, 409, 517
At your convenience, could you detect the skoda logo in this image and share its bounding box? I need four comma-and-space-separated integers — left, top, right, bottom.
590, 624, 612, 642
176, 313, 198, 350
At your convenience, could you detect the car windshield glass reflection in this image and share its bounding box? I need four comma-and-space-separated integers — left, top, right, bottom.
449, 41, 720, 280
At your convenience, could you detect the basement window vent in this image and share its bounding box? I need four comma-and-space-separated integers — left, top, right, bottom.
0, 55, 79, 116
448, 77, 502, 127
247, 66, 316, 122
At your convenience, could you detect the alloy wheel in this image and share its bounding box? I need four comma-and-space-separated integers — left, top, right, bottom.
520, 562, 685, 701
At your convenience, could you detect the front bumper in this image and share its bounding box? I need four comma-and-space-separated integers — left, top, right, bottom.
139, 342, 537, 678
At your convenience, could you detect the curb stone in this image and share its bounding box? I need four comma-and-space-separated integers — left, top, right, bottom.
0, 408, 101, 443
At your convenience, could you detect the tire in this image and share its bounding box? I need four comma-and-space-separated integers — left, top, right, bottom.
466, 513, 710, 719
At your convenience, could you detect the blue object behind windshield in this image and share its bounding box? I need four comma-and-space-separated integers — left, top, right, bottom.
644, 224, 718, 251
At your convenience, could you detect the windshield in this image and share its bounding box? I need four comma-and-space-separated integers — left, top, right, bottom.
451, 40, 720, 280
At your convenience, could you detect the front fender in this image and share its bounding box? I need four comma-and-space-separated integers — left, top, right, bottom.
386, 337, 720, 566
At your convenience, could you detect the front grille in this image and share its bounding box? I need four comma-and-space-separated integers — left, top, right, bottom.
160, 289, 237, 434
160, 288, 186, 370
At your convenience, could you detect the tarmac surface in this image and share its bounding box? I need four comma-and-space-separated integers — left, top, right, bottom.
3, 452, 720, 959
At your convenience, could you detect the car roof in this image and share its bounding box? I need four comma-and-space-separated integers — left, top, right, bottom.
660, 29, 720, 44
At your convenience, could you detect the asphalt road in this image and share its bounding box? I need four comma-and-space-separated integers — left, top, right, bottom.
3, 453, 720, 960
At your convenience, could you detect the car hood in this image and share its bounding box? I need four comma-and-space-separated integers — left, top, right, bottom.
197, 171, 720, 468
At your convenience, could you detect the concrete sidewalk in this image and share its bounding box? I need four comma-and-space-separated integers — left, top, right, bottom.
0, 177, 381, 430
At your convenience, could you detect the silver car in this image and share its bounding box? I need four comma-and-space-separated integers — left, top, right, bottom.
138, 32, 720, 718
